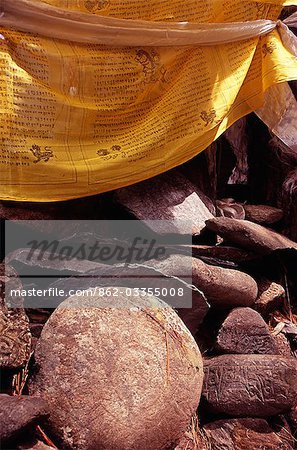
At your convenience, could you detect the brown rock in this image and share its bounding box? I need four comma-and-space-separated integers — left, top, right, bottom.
224, 117, 249, 185
177, 291, 209, 336
115, 171, 214, 235
192, 258, 258, 308
144, 258, 210, 334
216, 199, 245, 219
190, 245, 256, 264
254, 280, 285, 315
30, 293, 204, 450
0, 264, 31, 369
0, 195, 108, 221
287, 406, 297, 438
203, 418, 294, 450
202, 355, 297, 417
273, 333, 292, 357
18, 441, 54, 450
0, 394, 49, 444
174, 426, 208, 450
0, 196, 111, 240
215, 307, 279, 355
26, 309, 52, 341
149, 255, 258, 308
283, 168, 297, 241
206, 217, 297, 254
243, 204, 284, 225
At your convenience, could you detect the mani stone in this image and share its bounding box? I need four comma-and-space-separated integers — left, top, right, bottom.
0, 394, 49, 444
254, 280, 285, 315
0, 264, 31, 369
203, 418, 294, 450
149, 254, 258, 309
202, 355, 297, 417
273, 333, 292, 357
30, 293, 203, 450
206, 217, 297, 254
243, 204, 284, 225
192, 258, 258, 308
114, 171, 214, 235
215, 307, 279, 355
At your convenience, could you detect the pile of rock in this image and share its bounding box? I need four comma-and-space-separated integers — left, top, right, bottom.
1, 169, 297, 449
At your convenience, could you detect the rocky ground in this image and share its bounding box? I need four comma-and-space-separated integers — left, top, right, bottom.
1, 114, 297, 449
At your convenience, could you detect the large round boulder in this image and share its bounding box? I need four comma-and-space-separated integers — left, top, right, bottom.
30, 292, 203, 450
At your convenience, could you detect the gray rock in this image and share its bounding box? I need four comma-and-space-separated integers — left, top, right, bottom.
202, 355, 297, 417
216, 307, 279, 354
0, 264, 31, 369
114, 171, 214, 235
0, 394, 49, 443
203, 418, 294, 450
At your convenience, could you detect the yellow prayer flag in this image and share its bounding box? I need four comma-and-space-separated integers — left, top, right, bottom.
0, 0, 297, 201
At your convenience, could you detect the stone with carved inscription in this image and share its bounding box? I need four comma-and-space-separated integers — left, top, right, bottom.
202, 355, 297, 417
203, 418, 294, 450
148, 255, 258, 309
254, 279, 285, 315
273, 333, 292, 357
206, 217, 297, 254
243, 204, 284, 225
0, 264, 31, 369
215, 307, 279, 355
30, 293, 203, 450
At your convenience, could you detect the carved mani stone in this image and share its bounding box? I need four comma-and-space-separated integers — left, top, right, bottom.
206, 217, 297, 254
0, 264, 31, 369
273, 333, 292, 357
30, 293, 203, 450
203, 418, 294, 450
243, 204, 284, 225
149, 255, 258, 309
254, 280, 285, 315
215, 307, 279, 355
202, 355, 297, 417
